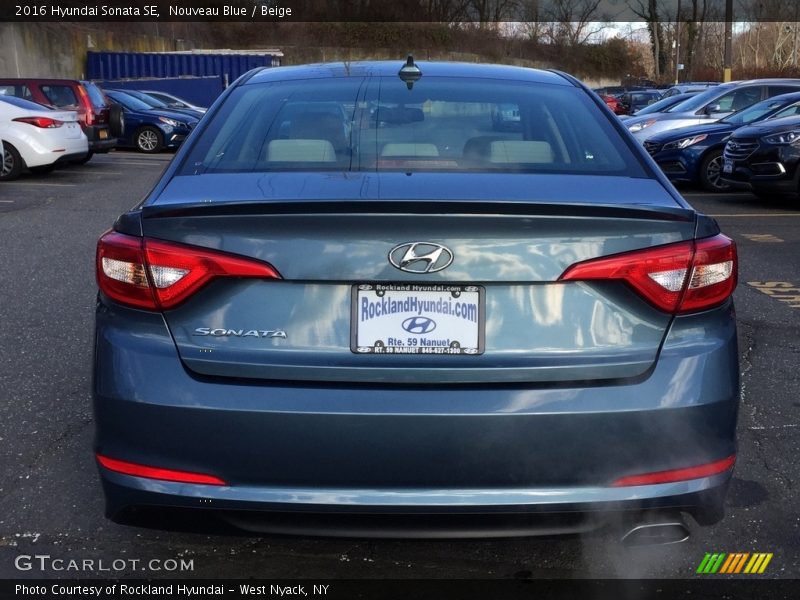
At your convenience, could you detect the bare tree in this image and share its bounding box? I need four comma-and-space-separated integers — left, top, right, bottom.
422, 0, 472, 21
629, 0, 667, 79
516, 0, 545, 43
543, 0, 607, 47
679, 0, 711, 81
468, 0, 521, 23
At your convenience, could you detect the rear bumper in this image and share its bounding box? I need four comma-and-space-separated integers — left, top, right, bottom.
54, 151, 88, 165
84, 125, 116, 153
94, 301, 739, 530
18, 135, 88, 168
99, 472, 730, 537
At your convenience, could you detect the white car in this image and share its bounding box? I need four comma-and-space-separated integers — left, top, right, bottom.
0, 96, 88, 181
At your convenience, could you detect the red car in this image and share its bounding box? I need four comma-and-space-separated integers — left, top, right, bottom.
601, 94, 626, 115
0, 78, 122, 162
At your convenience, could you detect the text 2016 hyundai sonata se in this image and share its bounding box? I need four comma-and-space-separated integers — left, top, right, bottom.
94, 60, 739, 540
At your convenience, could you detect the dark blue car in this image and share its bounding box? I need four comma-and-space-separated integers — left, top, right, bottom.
644, 92, 800, 191
104, 89, 199, 153
94, 60, 739, 541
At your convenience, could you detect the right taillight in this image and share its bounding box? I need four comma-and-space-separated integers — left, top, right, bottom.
96, 231, 281, 311
76, 85, 93, 125
559, 233, 737, 314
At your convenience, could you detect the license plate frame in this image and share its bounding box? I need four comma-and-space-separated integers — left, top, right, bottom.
99, 129, 108, 139
723, 158, 733, 174
351, 283, 485, 355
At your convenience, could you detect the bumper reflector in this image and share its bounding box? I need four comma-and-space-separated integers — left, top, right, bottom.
96, 454, 227, 486
611, 455, 736, 487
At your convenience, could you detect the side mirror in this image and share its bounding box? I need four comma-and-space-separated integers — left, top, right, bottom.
705, 103, 722, 115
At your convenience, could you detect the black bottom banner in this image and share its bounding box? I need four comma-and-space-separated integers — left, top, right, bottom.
1, 579, 798, 600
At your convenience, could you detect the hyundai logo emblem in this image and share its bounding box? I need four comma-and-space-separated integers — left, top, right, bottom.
402, 316, 437, 334
388, 242, 454, 274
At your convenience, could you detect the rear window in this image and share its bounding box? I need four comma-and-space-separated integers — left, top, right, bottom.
0, 96, 52, 111
0, 84, 33, 100
180, 77, 642, 176
41, 85, 78, 108
82, 82, 107, 108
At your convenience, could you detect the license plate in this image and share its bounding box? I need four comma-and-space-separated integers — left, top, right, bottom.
723, 158, 732, 173
99, 129, 108, 139
351, 284, 485, 355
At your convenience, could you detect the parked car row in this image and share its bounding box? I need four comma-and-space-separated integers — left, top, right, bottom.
593, 82, 718, 117
0, 77, 206, 180
617, 78, 800, 197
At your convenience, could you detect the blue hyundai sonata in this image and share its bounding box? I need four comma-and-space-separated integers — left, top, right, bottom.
94, 60, 739, 541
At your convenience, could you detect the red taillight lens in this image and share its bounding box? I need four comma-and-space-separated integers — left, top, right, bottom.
611, 454, 736, 487
76, 85, 93, 125
558, 233, 737, 314
96, 232, 155, 309
680, 235, 738, 312
96, 231, 280, 310
13, 116, 63, 128
96, 454, 227, 486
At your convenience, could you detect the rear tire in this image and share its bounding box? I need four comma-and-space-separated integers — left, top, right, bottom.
699, 150, 731, 192
135, 126, 163, 153
0, 142, 23, 181
109, 105, 125, 138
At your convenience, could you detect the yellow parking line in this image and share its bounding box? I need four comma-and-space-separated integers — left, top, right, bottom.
748, 282, 800, 309
742, 234, 784, 243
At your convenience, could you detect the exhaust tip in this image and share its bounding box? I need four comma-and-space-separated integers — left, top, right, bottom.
621, 514, 690, 547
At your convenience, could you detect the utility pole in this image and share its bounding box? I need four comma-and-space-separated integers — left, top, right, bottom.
675, 0, 682, 85
723, 0, 733, 82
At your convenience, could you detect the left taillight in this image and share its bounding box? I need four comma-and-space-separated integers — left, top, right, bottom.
96, 231, 281, 310
558, 233, 737, 314
13, 116, 63, 128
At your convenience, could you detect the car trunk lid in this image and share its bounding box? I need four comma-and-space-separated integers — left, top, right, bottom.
138, 173, 695, 384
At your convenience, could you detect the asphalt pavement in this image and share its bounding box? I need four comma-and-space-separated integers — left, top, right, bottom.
0, 153, 797, 581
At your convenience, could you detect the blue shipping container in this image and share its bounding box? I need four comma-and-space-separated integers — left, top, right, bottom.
87, 51, 281, 84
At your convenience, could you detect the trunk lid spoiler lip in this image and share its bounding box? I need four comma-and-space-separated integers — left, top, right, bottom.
140, 200, 695, 222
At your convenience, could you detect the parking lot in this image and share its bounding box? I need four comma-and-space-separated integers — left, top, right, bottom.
0, 151, 798, 580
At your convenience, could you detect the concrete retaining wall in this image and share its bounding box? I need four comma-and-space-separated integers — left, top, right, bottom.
0, 23, 192, 79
